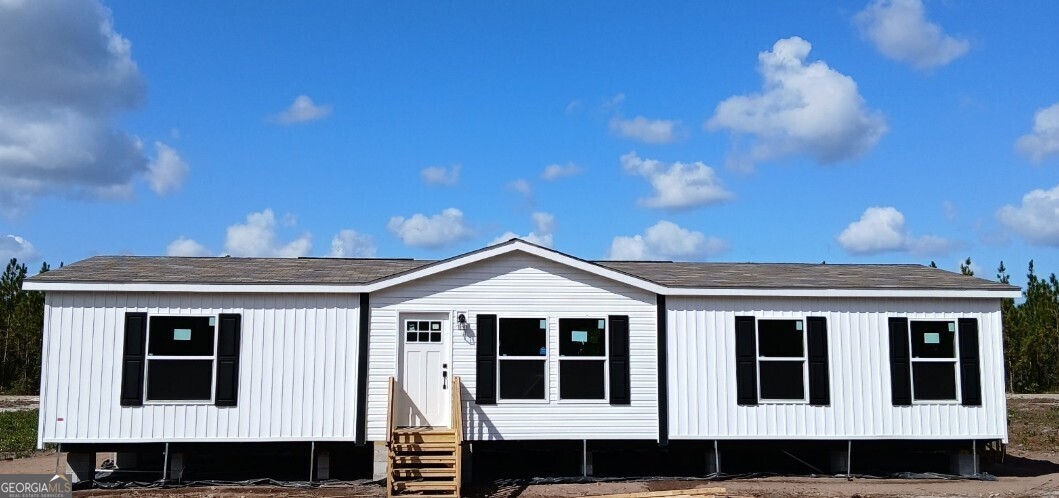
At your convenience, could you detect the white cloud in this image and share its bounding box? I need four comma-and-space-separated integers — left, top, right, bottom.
1015, 102, 1059, 163
620, 152, 732, 210
0, 234, 39, 262
706, 37, 887, 169
166, 237, 210, 257
541, 162, 583, 181
330, 229, 377, 258
508, 179, 532, 198
942, 200, 958, 221
224, 208, 312, 257
855, 0, 970, 70
837, 206, 953, 255
421, 164, 461, 186
0, 0, 188, 214
601, 93, 626, 110
607, 220, 728, 261
609, 116, 683, 144
270, 95, 331, 124
145, 142, 189, 195
565, 100, 583, 114
997, 184, 1059, 246
387, 208, 473, 249
491, 212, 556, 247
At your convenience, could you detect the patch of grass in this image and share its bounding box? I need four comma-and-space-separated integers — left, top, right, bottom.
0, 409, 38, 458
1008, 398, 1059, 452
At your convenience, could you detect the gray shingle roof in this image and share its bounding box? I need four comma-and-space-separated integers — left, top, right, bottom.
27, 253, 1017, 292
596, 261, 1016, 291
28, 256, 433, 285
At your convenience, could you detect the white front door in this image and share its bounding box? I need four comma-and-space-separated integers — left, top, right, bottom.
399, 314, 449, 427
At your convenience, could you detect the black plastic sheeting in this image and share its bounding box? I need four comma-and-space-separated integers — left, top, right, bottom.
84, 471, 995, 490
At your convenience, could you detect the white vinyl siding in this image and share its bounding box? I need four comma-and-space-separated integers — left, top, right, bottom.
367, 252, 657, 442
665, 296, 1007, 442
37, 292, 360, 444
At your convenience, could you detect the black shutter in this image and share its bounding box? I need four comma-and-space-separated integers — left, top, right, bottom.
608, 315, 631, 405
120, 312, 147, 406
958, 318, 982, 406
888, 317, 912, 406
806, 317, 830, 406
214, 313, 241, 407
476, 314, 498, 405
735, 316, 758, 406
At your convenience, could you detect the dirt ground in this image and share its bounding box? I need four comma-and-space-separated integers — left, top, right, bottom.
1, 395, 1057, 496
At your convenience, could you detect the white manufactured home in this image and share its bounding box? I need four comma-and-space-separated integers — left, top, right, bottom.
24, 240, 1019, 491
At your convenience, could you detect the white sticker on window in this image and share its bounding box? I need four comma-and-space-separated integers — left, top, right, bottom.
571, 331, 589, 343
431, 321, 441, 331
173, 328, 192, 341
209, 317, 216, 326
948, 322, 956, 332
539, 319, 547, 330
795, 321, 803, 331
598, 319, 605, 329
924, 332, 940, 344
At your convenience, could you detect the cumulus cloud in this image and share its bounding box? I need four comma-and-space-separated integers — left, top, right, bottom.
146, 142, 189, 195
0, 0, 187, 213
491, 212, 556, 247
166, 237, 210, 257
330, 229, 377, 257
508, 179, 532, 198
270, 95, 331, 124
421, 164, 461, 186
706, 37, 887, 170
620, 152, 732, 210
997, 184, 1059, 246
542, 162, 583, 181
387, 208, 473, 249
607, 221, 728, 261
1015, 103, 1059, 163
837, 206, 954, 255
609, 116, 683, 144
224, 209, 312, 257
0, 234, 39, 262
855, 0, 970, 70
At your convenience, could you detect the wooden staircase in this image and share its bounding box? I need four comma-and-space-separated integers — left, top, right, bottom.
386, 376, 463, 497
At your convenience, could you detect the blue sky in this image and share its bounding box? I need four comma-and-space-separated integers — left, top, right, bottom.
1, 1, 1057, 283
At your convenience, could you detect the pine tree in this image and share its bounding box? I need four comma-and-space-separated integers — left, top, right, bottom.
960, 257, 974, 276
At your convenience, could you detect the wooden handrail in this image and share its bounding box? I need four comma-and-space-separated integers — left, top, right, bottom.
385, 376, 396, 447
451, 376, 463, 444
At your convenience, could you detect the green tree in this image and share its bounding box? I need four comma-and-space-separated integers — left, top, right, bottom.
0, 259, 48, 394
960, 257, 974, 276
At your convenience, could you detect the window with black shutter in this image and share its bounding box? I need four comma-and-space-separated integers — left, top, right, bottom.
144, 316, 218, 402
736, 316, 830, 405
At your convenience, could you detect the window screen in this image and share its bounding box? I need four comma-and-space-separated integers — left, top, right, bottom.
912, 362, 958, 400
145, 316, 217, 402
757, 319, 806, 401
499, 360, 546, 399
910, 321, 956, 358
149, 316, 215, 356
559, 360, 605, 399
499, 318, 547, 356
559, 318, 605, 356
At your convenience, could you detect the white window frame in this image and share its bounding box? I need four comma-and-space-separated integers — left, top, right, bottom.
908, 319, 962, 405
143, 314, 219, 405
755, 318, 809, 404
557, 317, 609, 403
497, 316, 550, 404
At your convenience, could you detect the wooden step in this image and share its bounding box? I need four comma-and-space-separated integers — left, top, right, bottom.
391, 442, 457, 452
392, 430, 456, 443
393, 480, 458, 492
393, 454, 457, 465
392, 467, 457, 479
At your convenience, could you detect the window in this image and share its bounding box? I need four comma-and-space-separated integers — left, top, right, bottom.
909, 320, 958, 401
558, 318, 607, 400
756, 319, 806, 401
498, 318, 547, 400
146, 316, 216, 401
405, 320, 442, 343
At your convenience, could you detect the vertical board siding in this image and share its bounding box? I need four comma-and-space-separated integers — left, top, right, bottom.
666, 296, 1007, 441
39, 292, 360, 443
367, 253, 658, 442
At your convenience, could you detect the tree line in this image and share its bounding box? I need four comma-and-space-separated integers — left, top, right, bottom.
1, 256, 1058, 394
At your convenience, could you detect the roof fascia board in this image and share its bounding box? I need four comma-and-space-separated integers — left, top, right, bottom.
662, 288, 1021, 299
20, 281, 363, 293
361, 241, 668, 294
